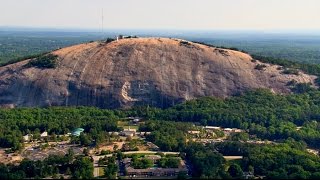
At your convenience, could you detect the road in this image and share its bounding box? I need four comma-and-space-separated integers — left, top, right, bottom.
122, 151, 179, 155
93, 167, 100, 177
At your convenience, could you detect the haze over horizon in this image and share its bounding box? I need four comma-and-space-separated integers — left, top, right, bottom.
1, 0, 320, 31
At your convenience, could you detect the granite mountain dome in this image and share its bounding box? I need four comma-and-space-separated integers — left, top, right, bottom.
0, 38, 317, 108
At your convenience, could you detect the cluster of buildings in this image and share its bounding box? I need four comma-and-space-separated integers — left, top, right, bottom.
204, 126, 244, 133
122, 155, 188, 178
23, 127, 85, 142
116, 35, 138, 41
23, 131, 48, 142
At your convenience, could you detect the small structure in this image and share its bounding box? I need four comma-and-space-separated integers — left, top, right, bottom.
132, 118, 140, 124
188, 130, 200, 134
146, 142, 160, 151
116, 35, 138, 41
23, 134, 32, 142
121, 131, 135, 137
223, 128, 233, 132
40, 131, 48, 138
72, 128, 85, 136
205, 126, 221, 130
120, 126, 137, 137
243, 172, 255, 179
108, 132, 119, 136
233, 128, 244, 133
123, 127, 137, 133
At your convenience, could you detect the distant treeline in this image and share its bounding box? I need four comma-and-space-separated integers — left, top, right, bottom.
193, 41, 320, 85
0, 52, 48, 67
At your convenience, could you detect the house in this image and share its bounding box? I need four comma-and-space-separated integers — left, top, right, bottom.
121, 131, 135, 137
23, 134, 32, 142
40, 131, 48, 138
72, 128, 85, 136
120, 126, 137, 137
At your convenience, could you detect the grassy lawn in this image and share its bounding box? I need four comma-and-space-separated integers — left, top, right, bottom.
124, 153, 157, 158
99, 167, 105, 177
123, 125, 139, 130
118, 121, 129, 126
118, 121, 139, 130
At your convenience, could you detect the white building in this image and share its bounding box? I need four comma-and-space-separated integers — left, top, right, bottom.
188, 130, 200, 134
233, 129, 244, 133
40, 131, 48, 137
123, 127, 137, 132
23, 134, 32, 142
205, 126, 221, 130
108, 132, 119, 136
223, 128, 233, 132
121, 131, 135, 137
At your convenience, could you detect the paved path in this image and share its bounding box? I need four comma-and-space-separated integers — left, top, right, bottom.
122, 151, 179, 155
223, 156, 243, 160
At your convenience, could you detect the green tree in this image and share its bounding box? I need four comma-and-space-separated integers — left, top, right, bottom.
72, 157, 94, 179
228, 164, 243, 178
104, 157, 118, 179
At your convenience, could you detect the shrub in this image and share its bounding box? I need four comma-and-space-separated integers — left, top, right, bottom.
106, 38, 115, 43
131, 158, 153, 169
27, 54, 58, 68
291, 83, 314, 94
282, 68, 299, 75
180, 41, 191, 46
100, 150, 111, 155
315, 77, 320, 86
255, 64, 267, 70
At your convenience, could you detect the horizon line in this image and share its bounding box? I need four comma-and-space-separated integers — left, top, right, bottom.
1, 26, 320, 34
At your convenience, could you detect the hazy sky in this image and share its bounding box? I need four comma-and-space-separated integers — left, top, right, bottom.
1, 0, 320, 30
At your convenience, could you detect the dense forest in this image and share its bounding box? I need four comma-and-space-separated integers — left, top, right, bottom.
129, 88, 320, 148
1, 88, 320, 178
0, 107, 121, 151
0, 152, 94, 179
0, 31, 103, 65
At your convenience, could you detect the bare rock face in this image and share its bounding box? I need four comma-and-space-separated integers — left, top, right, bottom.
0, 38, 317, 109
